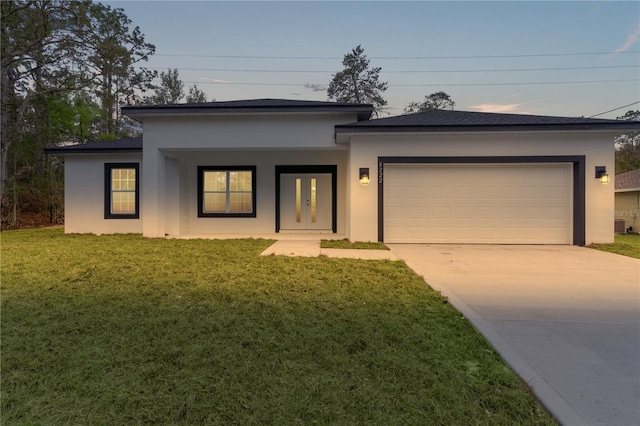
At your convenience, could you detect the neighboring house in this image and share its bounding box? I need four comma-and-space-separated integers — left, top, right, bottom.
614, 169, 640, 233
45, 99, 640, 245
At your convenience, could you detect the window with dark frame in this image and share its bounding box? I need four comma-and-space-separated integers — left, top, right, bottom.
104, 163, 139, 219
198, 166, 257, 217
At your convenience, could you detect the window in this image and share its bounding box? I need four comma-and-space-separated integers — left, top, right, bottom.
198, 166, 256, 217
105, 163, 139, 219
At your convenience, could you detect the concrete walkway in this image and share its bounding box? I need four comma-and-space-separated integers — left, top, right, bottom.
260, 239, 400, 260
388, 244, 640, 426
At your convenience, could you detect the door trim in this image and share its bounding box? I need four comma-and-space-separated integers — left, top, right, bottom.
377, 156, 586, 245
275, 165, 337, 233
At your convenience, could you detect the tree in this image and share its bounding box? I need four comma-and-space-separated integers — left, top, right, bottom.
404, 91, 455, 113
145, 68, 184, 105
186, 84, 208, 103
615, 110, 640, 174
327, 45, 388, 116
0, 0, 156, 224
82, 2, 156, 136
1, 0, 90, 217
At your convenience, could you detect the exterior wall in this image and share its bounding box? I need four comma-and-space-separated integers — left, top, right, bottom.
152, 149, 348, 237
143, 114, 357, 150
347, 132, 615, 244
63, 153, 143, 234
614, 191, 640, 232
140, 113, 357, 237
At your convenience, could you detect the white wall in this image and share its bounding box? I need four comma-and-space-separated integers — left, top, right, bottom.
143, 114, 357, 150
346, 132, 615, 244
139, 113, 358, 237
64, 154, 143, 234
148, 149, 348, 237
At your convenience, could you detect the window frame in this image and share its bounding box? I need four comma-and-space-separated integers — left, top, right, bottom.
104, 163, 140, 219
197, 166, 257, 218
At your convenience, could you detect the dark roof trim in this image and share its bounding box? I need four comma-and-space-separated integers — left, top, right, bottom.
336, 123, 640, 134
122, 98, 374, 121
44, 137, 142, 155
335, 109, 640, 134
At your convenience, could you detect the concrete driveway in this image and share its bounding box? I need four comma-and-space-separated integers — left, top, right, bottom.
388, 244, 640, 426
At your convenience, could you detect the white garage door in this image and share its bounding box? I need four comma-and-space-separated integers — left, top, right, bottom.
384, 163, 572, 244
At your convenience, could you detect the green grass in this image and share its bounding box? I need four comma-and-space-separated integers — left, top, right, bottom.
321, 239, 389, 250
1, 228, 555, 425
588, 234, 640, 259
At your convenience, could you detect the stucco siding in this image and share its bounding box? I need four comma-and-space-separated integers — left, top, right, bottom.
144, 149, 347, 237
64, 154, 142, 234
142, 114, 357, 150
614, 191, 640, 232
347, 132, 614, 244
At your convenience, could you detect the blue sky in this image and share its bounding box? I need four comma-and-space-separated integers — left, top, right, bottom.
106, 1, 639, 118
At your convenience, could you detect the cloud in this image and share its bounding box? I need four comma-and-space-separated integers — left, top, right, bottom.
611, 22, 640, 55
468, 103, 522, 113
200, 77, 231, 84
304, 83, 327, 92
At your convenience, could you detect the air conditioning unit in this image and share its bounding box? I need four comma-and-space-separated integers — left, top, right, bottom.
614, 219, 626, 234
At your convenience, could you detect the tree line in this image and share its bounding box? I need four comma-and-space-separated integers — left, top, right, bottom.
1, 3, 637, 228
0, 0, 208, 227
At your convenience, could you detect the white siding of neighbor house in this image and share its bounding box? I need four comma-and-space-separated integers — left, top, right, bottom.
140, 113, 357, 237
614, 191, 640, 232
64, 153, 143, 234
346, 132, 615, 245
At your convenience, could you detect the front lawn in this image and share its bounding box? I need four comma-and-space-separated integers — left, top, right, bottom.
1, 228, 555, 425
321, 238, 389, 250
588, 234, 640, 259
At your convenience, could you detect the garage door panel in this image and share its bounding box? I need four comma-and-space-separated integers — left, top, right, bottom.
476, 206, 497, 219
387, 206, 408, 220
384, 164, 572, 244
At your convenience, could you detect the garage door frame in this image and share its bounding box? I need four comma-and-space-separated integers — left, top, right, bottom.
377, 156, 586, 245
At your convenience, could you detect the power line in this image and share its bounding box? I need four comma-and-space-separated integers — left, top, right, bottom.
140, 64, 638, 74
588, 101, 640, 118
154, 50, 640, 60
174, 79, 637, 87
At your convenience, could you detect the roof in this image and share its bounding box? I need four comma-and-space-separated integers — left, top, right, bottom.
122, 98, 374, 121
335, 109, 640, 134
615, 169, 640, 191
44, 137, 142, 154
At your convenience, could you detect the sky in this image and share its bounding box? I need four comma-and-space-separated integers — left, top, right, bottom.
105, 1, 640, 119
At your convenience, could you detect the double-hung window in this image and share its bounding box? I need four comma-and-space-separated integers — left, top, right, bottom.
104, 163, 139, 219
198, 166, 256, 217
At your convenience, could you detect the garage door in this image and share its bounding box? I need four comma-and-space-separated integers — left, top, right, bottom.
383, 163, 572, 244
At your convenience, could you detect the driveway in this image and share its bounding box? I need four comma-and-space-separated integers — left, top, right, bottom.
388, 244, 640, 426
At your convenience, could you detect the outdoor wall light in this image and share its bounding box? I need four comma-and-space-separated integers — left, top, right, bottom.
595, 166, 609, 184
359, 168, 370, 185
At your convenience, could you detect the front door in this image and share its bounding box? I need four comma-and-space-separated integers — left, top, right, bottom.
280, 173, 332, 230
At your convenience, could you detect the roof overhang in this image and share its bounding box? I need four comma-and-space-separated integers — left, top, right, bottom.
334, 126, 633, 144
45, 147, 142, 155
123, 102, 374, 123
44, 138, 143, 155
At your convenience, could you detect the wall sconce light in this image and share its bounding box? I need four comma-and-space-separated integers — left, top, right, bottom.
359, 168, 370, 185
595, 166, 609, 184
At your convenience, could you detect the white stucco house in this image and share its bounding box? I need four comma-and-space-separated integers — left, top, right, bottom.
45, 99, 640, 245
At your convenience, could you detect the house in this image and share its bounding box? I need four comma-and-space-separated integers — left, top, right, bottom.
614, 169, 640, 233
45, 99, 640, 245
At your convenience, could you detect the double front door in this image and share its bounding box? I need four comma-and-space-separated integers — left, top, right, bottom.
280, 173, 332, 230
